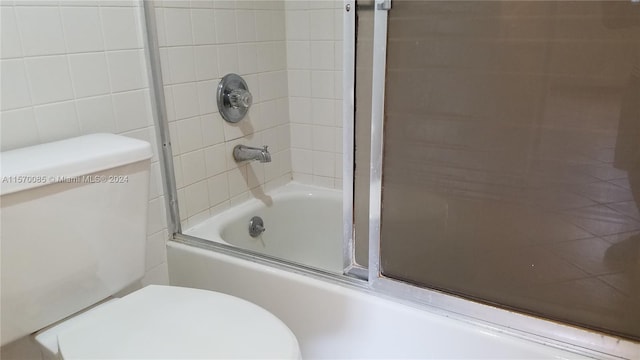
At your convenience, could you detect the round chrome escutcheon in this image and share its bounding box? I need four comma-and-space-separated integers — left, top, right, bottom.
217, 73, 253, 123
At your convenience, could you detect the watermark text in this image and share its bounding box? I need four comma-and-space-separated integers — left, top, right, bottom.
2, 175, 129, 184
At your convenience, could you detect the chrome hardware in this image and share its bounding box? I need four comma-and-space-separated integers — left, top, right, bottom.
376, 0, 391, 10
249, 216, 265, 238
228, 88, 252, 109
217, 73, 252, 123
345, 3, 351, 11
233, 145, 272, 163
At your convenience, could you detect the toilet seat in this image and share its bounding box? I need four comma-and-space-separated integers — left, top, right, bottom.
55, 285, 300, 359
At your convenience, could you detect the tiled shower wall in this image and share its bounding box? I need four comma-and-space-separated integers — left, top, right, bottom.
156, 0, 345, 228
0, 1, 169, 286
287, 1, 344, 189
154, 0, 292, 228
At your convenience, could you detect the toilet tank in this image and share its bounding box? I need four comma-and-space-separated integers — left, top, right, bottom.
0, 134, 153, 346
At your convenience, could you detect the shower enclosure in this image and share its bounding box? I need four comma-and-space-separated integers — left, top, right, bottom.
144, 0, 639, 357
143, 0, 346, 273
352, 0, 640, 349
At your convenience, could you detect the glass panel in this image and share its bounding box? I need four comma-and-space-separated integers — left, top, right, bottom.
155, 1, 346, 274
380, 0, 640, 340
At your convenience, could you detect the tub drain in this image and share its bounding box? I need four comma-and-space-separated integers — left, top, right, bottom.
249, 216, 265, 237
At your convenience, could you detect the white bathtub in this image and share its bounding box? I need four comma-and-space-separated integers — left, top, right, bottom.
167, 241, 594, 359
184, 182, 344, 273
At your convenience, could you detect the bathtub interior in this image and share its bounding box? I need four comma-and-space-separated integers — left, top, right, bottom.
184, 182, 344, 273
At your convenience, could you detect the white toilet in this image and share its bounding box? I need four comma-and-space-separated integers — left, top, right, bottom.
0, 134, 301, 359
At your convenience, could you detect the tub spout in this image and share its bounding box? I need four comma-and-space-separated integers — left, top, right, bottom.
233, 145, 271, 163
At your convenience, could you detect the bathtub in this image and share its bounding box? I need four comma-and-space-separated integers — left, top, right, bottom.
167, 241, 596, 359
184, 182, 344, 273
175, 183, 633, 359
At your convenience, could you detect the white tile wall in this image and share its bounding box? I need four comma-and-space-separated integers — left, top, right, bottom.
286, 1, 343, 188
101, 6, 142, 50
0, 59, 32, 110
60, 7, 104, 53
76, 95, 117, 133
33, 100, 80, 142
1, 6, 23, 59
164, 8, 193, 46
107, 49, 147, 92
214, 10, 237, 43
68, 53, 111, 97
25, 55, 74, 105
156, 0, 344, 230
112, 89, 153, 132
0, 1, 170, 292
155, 0, 293, 229
0, 107, 39, 150
15, 6, 67, 56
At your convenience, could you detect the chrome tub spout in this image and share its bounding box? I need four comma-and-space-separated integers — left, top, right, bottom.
233, 145, 272, 163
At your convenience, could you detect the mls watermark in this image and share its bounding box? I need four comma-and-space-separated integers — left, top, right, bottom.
2, 175, 129, 184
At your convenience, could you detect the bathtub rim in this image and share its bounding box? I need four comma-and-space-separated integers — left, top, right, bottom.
169, 235, 638, 360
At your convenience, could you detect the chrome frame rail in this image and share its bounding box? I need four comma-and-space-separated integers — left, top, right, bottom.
343, 0, 357, 275
141, 0, 181, 234
367, 0, 388, 285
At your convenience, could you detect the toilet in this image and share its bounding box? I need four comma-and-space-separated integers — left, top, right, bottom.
0, 134, 301, 359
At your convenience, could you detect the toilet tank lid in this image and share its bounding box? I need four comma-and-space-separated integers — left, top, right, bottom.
0, 134, 152, 195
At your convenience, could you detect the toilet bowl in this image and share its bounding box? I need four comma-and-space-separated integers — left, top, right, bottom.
34, 285, 300, 359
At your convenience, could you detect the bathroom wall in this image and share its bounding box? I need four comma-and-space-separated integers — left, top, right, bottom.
153, 0, 293, 229
0, 1, 169, 286
0, 0, 346, 281
154, 0, 345, 230
287, 1, 344, 189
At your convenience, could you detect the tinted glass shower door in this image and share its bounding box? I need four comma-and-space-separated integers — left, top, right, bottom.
379, 1, 640, 339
